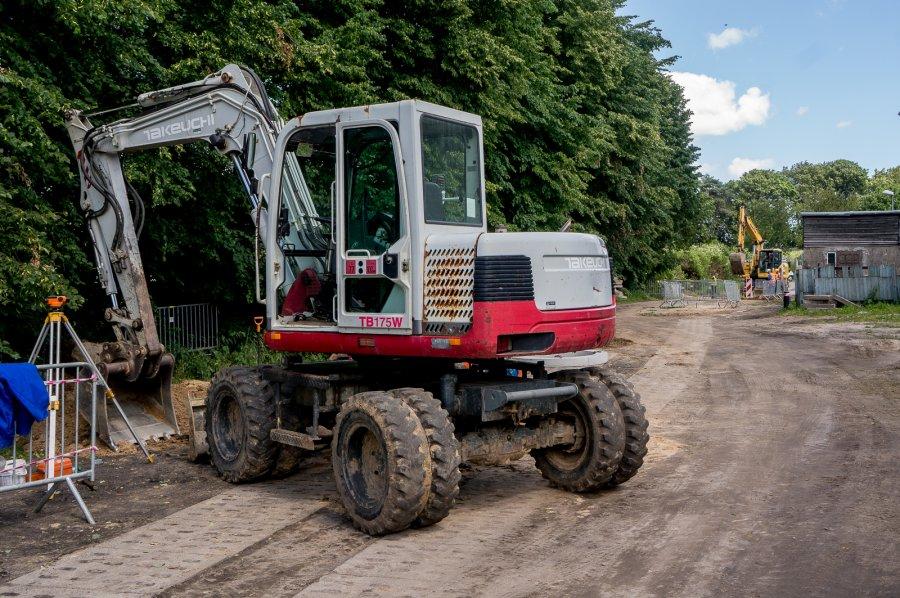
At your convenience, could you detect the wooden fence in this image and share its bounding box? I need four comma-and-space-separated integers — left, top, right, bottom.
797, 264, 898, 304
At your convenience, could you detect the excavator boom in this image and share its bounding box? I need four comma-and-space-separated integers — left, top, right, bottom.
64, 65, 321, 446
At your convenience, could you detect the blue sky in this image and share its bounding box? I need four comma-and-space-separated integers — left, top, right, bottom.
622, 0, 900, 179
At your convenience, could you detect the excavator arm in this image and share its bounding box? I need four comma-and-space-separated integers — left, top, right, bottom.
731, 205, 766, 279
63, 65, 322, 446
736, 205, 765, 253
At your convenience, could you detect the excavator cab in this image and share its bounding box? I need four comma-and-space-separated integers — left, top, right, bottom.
271, 112, 416, 332
757, 249, 783, 277
267, 101, 487, 342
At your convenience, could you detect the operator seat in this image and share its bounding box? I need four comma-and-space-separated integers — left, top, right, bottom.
424, 180, 444, 222
281, 268, 323, 318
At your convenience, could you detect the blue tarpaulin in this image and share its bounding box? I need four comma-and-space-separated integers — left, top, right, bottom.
0, 363, 49, 449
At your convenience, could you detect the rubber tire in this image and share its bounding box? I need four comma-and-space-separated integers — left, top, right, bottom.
532, 370, 625, 492
590, 367, 649, 486
206, 366, 278, 483
390, 388, 461, 527
332, 391, 431, 535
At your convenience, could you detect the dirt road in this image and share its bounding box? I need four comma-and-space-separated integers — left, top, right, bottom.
2, 303, 898, 596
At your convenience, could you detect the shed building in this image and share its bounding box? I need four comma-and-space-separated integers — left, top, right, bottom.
801, 211, 900, 269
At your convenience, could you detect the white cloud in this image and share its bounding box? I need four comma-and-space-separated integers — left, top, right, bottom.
698, 163, 716, 175
728, 157, 775, 178
836, 120, 852, 128
707, 27, 757, 50
669, 71, 771, 136
796, 106, 809, 116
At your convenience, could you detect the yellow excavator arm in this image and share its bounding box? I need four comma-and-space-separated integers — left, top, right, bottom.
736, 205, 764, 253
731, 205, 768, 280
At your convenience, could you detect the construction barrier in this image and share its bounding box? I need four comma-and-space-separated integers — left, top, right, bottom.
652, 279, 742, 308
1, 298, 152, 524
0, 361, 99, 524
660, 281, 687, 308
759, 279, 786, 301
719, 280, 741, 308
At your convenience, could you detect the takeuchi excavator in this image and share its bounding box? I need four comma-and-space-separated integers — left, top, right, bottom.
729, 205, 791, 286
65, 64, 649, 535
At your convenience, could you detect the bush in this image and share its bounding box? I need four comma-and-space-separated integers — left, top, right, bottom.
668, 242, 734, 280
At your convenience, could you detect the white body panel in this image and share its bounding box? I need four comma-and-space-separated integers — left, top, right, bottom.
476, 232, 612, 310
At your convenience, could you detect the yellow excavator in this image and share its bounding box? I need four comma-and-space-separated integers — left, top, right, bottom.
729, 205, 791, 284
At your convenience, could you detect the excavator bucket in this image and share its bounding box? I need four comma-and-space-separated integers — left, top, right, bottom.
729, 252, 746, 276
76, 342, 180, 449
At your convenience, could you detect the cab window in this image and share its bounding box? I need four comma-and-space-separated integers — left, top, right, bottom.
343, 126, 400, 253
421, 116, 482, 226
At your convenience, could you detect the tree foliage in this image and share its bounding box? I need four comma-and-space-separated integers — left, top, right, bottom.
0, 0, 701, 357
669, 241, 732, 280
696, 160, 898, 256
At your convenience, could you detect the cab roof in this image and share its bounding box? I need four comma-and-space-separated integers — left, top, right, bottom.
298, 99, 482, 128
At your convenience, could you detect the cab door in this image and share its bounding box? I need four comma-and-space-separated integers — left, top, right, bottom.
335, 119, 412, 334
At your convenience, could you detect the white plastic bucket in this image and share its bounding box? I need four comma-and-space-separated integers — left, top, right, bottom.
0, 458, 27, 487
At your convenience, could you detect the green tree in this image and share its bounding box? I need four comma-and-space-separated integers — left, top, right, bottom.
696, 175, 738, 245
0, 0, 702, 357
858, 166, 900, 210
786, 159, 868, 212
731, 169, 799, 248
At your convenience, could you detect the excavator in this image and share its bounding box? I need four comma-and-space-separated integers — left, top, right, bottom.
64, 64, 648, 535
729, 205, 791, 288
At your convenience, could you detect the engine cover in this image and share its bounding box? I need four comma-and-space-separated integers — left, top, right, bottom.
476, 232, 612, 311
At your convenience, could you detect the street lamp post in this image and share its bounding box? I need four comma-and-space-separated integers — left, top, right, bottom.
884, 189, 895, 210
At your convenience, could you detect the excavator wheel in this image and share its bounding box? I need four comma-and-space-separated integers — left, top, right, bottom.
532, 370, 625, 492
390, 388, 461, 527
332, 391, 431, 535
206, 366, 278, 483
590, 367, 649, 486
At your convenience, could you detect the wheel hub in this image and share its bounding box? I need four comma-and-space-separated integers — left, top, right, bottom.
212, 391, 244, 462
342, 419, 389, 519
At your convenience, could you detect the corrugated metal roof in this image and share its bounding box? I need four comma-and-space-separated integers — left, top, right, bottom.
802, 212, 900, 247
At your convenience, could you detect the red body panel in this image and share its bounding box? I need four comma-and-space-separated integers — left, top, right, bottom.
265, 301, 616, 359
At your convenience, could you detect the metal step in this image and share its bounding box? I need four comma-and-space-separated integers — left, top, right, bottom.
270, 428, 316, 450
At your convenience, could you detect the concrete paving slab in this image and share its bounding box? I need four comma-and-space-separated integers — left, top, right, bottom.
0, 477, 326, 597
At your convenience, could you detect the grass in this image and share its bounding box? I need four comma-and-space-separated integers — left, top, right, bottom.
781, 301, 900, 325
171, 330, 327, 381
617, 288, 658, 304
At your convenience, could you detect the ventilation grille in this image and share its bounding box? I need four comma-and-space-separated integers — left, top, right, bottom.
424, 244, 475, 334
474, 255, 534, 301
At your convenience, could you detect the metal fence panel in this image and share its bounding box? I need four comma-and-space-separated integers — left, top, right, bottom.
653, 279, 744, 307
800, 264, 898, 304
720, 281, 741, 307
660, 281, 687, 308
156, 303, 219, 351
760, 280, 786, 300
